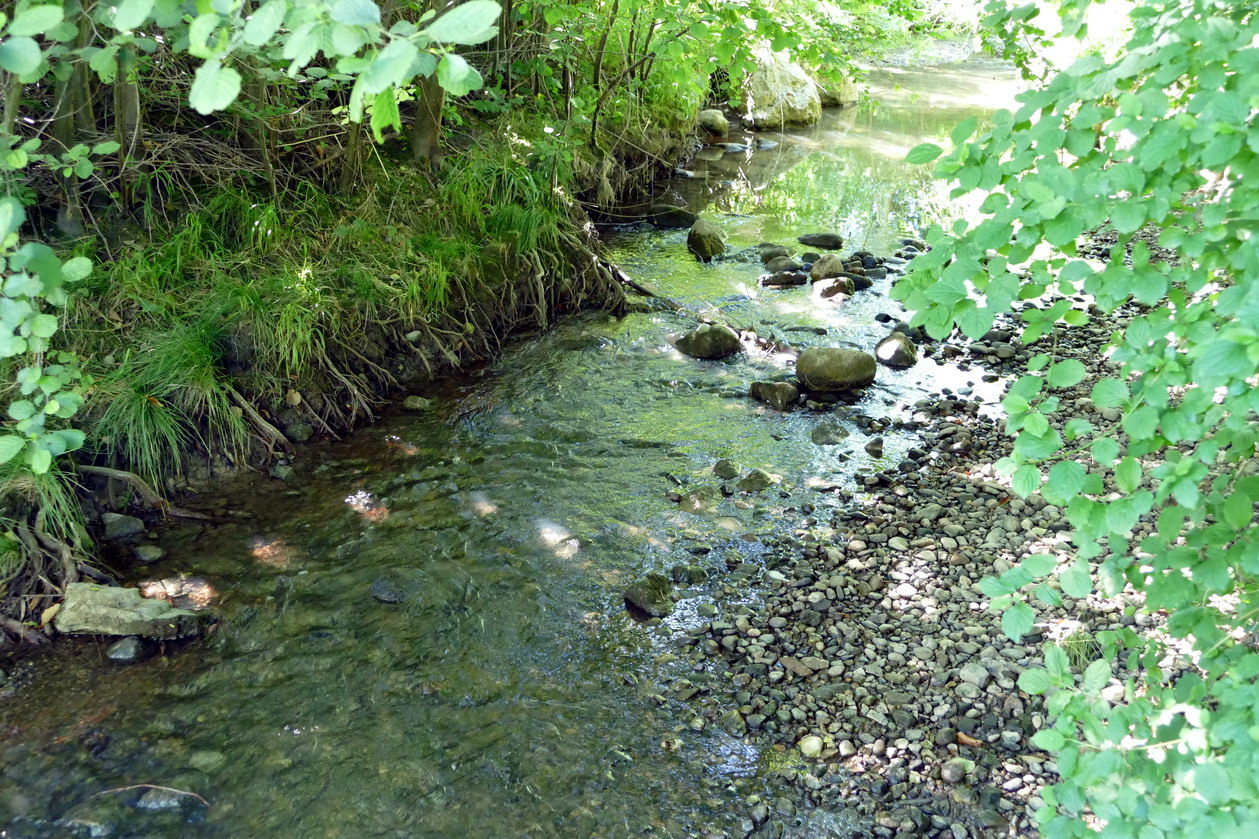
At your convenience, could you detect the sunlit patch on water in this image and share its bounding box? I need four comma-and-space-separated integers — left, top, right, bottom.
138, 575, 217, 609
536, 518, 580, 559
249, 535, 300, 569
344, 488, 389, 521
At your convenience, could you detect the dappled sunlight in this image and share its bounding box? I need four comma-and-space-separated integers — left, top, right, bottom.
345, 489, 389, 522
383, 434, 420, 456
466, 491, 498, 517
536, 518, 580, 559
249, 535, 300, 569
139, 576, 217, 609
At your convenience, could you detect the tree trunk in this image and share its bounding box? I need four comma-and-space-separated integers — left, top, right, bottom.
409, 74, 445, 172
114, 45, 143, 209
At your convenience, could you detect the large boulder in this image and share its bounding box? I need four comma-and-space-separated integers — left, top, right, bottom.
676, 324, 741, 359
697, 109, 729, 137
876, 332, 919, 368
817, 75, 859, 107
687, 218, 725, 262
795, 347, 877, 391
799, 232, 844, 250
54, 583, 215, 639
744, 50, 822, 128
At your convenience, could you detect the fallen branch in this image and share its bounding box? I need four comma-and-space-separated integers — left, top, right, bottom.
72, 465, 214, 521
226, 386, 292, 454
92, 784, 210, 807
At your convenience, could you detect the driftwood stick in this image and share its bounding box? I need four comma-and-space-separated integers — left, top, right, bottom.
73, 464, 214, 521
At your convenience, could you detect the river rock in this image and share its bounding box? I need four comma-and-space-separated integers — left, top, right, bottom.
105, 636, 152, 663
942, 757, 974, 783
764, 256, 801, 273
135, 544, 164, 564
54, 583, 213, 639
810, 420, 849, 445
624, 573, 674, 617
816, 75, 859, 107
675, 324, 741, 359
799, 735, 824, 757
865, 437, 884, 457
370, 576, 405, 604
736, 469, 777, 492
749, 381, 798, 411
795, 347, 877, 391
697, 109, 729, 137
403, 395, 433, 411
744, 50, 822, 127
102, 513, 144, 540
713, 459, 740, 479
875, 332, 918, 368
762, 271, 808, 287
815, 277, 854, 299
798, 233, 843, 250
135, 788, 186, 812
759, 245, 791, 263
646, 204, 698, 229
687, 218, 725, 262
809, 253, 846, 280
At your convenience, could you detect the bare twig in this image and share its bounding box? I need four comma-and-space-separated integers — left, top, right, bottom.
72, 464, 214, 521
92, 784, 210, 807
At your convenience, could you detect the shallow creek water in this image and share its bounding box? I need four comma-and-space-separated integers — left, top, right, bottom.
1, 54, 1021, 839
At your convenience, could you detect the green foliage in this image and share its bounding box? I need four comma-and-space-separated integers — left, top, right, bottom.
895, 0, 1259, 834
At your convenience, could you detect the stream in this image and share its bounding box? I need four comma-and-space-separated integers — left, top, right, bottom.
0, 51, 1021, 839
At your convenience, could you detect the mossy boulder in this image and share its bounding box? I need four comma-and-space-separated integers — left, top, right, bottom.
675, 324, 741, 359
697, 109, 730, 137
54, 583, 215, 639
624, 573, 674, 617
687, 218, 726, 262
795, 347, 877, 391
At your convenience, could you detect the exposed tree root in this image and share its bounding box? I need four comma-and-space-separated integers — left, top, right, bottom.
73, 465, 214, 521
226, 387, 292, 455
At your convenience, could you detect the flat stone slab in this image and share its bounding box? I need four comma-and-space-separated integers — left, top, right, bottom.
54, 583, 215, 639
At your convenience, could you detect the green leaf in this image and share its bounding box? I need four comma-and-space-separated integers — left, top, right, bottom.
1060, 561, 1092, 598
369, 88, 400, 142
7, 400, 35, 420
1024, 412, 1050, 436
1082, 659, 1110, 693
28, 446, 51, 475
1045, 645, 1069, 681
424, 0, 501, 45
331, 0, 379, 26
1046, 359, 1086, 388
906, 142, 944, 165
1002, 602, 1035, 641
1030, 729, 1065, 750
0, 435, 25, 465
244, 0, 289, 46
1090, 378, 1128, 408
0, 36, 41, 75
1114, 456, 1142, 493
0, 195, 26, 238
61, 256, 91, 282
9, 4, 64, 36
1022, 554, 1057, 577
189, 60, 242, 114
1046, 460, 1086, 500
435, 52, 482, 96
1123, 405, 1160, 440
29, 313, 57, 338
1191, 763, 1233, 806
1018, 666, 1052, 694
1222, 492, 1253, 530
111, 0, 154, 31
951, 116, 978, 147
361, 39, 418, 94
1013, 464, 1042, 497
1091, 437, 1119, 464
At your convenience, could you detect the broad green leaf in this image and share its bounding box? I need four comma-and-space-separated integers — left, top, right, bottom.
1047, 460, 1086, 500
0, 196, 26, 238
1222, 492, 1253, 530
1018, 667, 1053, 694
361, 39, 418, 94
189, 60, 242, 114
1123, 405, 1160, 440
331, 0, 380, 26
7, 400, 35, 420
424, 0, 501, 45
1081, 659, 1110, 693
1046, 359, 1086, 388
1022, 554, 1057, 577
1013, 463, 1042, 497
9, 5, 64, 36
28, 446, 51, 475
29, 313, 57, 338
1045, 645, 1069, 681
1031, 729, 1065, 750
1114, 457, 1142, 493
0, 435, 24, 465
369, 88, 400, 142
1191, 763, 1233, 806
951, 116, 979, 146
1002, 602, 1035, 641
244, 0, 289, 46
61, 256, 92, 282
1060, 561, 1092, 598
906, 143, 943, 165
1090, 378, 1128, 408
435, 52, 482, 96
111, 0, 154, 31
0, 36, 41, 75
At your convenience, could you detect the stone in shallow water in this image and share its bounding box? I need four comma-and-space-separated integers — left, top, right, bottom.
134, 788, 186, 812
876, 332, 919, 368
795, 347, 876, 391
105, 636, 152, 663
736, 469, 777, 492
370, 576, 405, 604
810, 420, 849, 446
135, 544, 164, 564
749, 381, 798, 411
675, 324, 741, 359
712, 459, 740, 480
798, 232, 843, 249
624, 573, 674, 617
54, 583, 214, 639
798, 735, 824, 757
102, 513, 144, 540
687, 218, 725, 262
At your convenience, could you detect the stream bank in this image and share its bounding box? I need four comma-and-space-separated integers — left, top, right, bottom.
0, 51, 1055, 839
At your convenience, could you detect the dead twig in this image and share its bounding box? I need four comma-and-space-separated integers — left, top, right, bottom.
92, 784, 210, 807
72, 464, 214, 521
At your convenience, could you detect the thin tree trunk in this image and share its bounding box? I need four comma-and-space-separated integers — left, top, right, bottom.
409, 74, 445, 171
114, 45, 142, 209
339, 119, 362, 194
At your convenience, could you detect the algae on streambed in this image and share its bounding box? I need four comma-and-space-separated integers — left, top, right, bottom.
0, 55, 1020, 838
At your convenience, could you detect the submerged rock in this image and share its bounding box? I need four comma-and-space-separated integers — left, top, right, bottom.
745, 50, 822, 127
403, 395, 433, 411
712, 459, 740, 480
54, 583, 214, 639
817, 75, 859, 107
795, 347, 877, 391
134, 544, 164, 565
876, 332, 919, 368
798, 233, 844, 250
687, 218, 726, 262
798, 735, 825, 757
105, 636, 152, 663
762, 271, 808, 287
102, 513, 144, 540
624, 573, 674, 617
749, 381, 799, 411
736, 469, 778, 492
810, 420, 850, 445
697, 108, 729, 137
675, 324, 741, 359
370, 576, 405, 604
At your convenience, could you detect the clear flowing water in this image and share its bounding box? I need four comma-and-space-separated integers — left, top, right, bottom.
0, 54, 1020, 839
